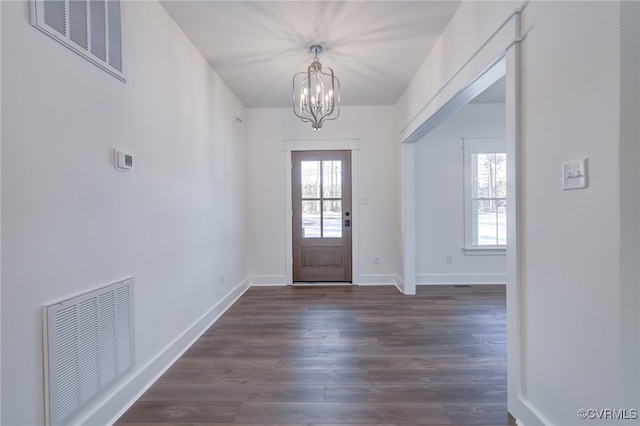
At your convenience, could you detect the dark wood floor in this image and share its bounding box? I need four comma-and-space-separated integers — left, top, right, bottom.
116, 285, 514, 425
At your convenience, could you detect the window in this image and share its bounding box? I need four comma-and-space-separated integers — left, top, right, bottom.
463, 140, 506, 253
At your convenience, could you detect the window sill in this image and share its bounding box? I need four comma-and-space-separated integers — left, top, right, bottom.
462, 247, 506, 256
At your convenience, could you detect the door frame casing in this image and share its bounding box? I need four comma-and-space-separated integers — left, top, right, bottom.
284, 139, 359, 285
292, 150, 352, 282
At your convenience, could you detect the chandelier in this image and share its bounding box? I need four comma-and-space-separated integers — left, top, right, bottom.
293, 44, 341, 130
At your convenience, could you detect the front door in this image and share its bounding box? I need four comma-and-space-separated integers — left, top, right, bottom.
292, 150, 352, 282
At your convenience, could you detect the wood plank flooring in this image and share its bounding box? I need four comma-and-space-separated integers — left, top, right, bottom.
115, 285, 514, 425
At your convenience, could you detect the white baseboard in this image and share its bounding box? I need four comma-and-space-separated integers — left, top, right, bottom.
79, 277, 250, 426
416, 273, 506, 285
356, 274, 398, 286
250, 275, 288, 286
250, 274, 403, 287
513, 395, 551, 426
394, 275, 404, 293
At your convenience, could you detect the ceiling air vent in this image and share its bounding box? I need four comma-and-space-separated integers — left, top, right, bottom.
31, 0, 125, 81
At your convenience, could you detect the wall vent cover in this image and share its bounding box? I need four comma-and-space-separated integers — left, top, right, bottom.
31, 0, 125, 81
43, 278, 135, 425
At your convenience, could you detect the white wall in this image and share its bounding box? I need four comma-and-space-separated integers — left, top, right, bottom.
621, 1, 640, 411
1, 1, 248, 425
397, 1, 522, 142
399, 1, 640, 424
519, 2, 637, 423
0, 1, 3, 421
246, 106, 401, 286
415, 103, 506, 285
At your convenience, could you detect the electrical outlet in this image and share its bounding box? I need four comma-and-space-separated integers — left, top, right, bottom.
220, 274, 225, 286
373, 256, 380, 265
446, 256, 453, 264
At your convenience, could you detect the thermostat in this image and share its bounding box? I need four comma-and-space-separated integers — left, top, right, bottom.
114, 149, 134, 171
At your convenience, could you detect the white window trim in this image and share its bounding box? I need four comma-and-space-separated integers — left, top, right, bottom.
462, 138, 507, 255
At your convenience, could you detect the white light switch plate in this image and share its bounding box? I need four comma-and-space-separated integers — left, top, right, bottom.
563, 159, 587, 190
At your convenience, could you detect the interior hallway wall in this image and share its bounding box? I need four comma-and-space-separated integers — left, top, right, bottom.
1, 2, 248, 424
415, 103, 506, 285
245, 106, 402, 286
398, 1, 640, 424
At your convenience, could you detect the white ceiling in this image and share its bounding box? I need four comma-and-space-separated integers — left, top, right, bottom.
160, 1, 463, 108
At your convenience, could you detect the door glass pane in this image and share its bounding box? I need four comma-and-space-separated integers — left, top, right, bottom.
322, 161, 342, 198
323, 200, 342, 238
302, 200, 320, 238
301, 161, 320, 198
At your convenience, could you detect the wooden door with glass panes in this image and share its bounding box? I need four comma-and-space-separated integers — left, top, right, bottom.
292, 150, 352, 282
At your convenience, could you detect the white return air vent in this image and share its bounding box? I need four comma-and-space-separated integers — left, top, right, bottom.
43, 278, 135, 426
31, 0, 125, 81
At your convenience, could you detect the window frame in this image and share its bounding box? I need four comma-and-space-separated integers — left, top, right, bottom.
462, 138, 507, 255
